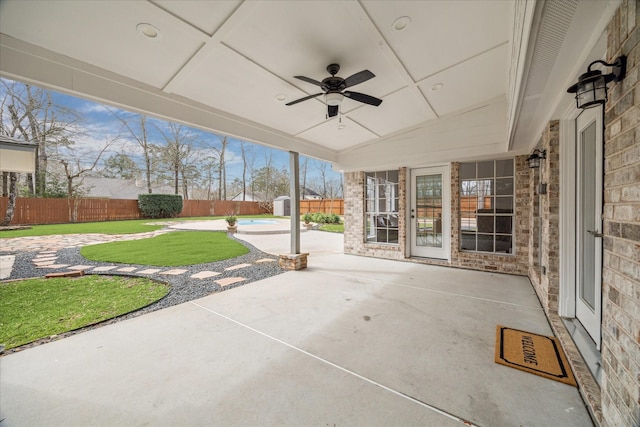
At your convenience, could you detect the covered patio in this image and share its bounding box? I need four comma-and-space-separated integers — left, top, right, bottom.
1, 234, 592, 426
1, 1, 638, 425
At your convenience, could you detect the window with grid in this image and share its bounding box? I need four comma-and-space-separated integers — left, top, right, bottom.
365, 170, 399, 244
460, 159, 514, 254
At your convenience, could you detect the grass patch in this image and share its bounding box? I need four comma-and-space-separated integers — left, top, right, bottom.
0, 275, 169, 350
0, 215, 281, 238
319, 223, 344, 233
0, 220, 163, 238
81, 231, 249, 266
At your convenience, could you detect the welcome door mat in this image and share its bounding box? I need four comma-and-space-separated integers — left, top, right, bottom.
495, 325, 576, 386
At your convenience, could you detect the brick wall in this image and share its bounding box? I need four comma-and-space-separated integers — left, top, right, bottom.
530, 121, 561, 315
601, 1, 640, 425
343, 160, 530, 276
343, 169, 406, 260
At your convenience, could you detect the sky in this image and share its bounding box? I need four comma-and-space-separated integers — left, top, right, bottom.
3, 79, 343, 194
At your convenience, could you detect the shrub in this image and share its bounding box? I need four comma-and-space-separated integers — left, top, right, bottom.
307, 212, 341, 224
138, 194, 183, 218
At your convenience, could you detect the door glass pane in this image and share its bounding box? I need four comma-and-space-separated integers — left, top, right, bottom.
415, 174, 442, 248
580, 121, 597, 310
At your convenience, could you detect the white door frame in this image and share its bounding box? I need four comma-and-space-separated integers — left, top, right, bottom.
575, 107, 603, 348
408, 165, 451, 260
559, 104, 603, 349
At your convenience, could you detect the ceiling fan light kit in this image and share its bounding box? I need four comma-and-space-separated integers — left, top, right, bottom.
287, 63, 382, 118
325, 92, 344, 106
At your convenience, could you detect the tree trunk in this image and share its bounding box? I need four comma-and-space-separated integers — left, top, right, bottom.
2, 172, 7, 197
174, 166, 179, 195
1, 172, 18, 226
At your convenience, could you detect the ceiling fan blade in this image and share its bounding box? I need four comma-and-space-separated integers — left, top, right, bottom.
343, 91, 383, 106
327, 105, 339, 118
286, 93, 323, 106
343, 70, 375, 88
294, 75, 324, 87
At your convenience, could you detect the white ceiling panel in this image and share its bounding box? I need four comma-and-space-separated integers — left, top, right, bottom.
419, 44, 508, 117
0, 0, 207, 89
222, 1, 405, 98
151, 0, 241, 36
362, 0, 509, 81
348, 87, 436, 136
298, 117, 377, 151
170, 45, 321, 136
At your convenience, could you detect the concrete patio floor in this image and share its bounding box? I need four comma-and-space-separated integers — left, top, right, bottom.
0, 232, 592, 426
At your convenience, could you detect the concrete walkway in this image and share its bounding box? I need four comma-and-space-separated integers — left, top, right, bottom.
0, 231, 593, 426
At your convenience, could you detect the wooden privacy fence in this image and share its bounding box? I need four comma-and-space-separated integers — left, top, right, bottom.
0, 197, 269, 225
0, 197, 344, 225
300, 199, 344, 215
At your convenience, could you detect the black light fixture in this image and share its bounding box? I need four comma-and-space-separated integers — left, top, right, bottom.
567, 56, 627, 109
527, 149, 546, 169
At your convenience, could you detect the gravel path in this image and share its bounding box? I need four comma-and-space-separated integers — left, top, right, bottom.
2, 232, 286, 353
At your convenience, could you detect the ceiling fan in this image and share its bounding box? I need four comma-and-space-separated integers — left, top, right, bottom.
286, 63, 383, 118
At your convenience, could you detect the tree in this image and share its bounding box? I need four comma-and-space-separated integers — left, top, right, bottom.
300, 156, 309, 199
0, 79, 78, 225
56, 136, 116, 222
0, 80, 78, 195
239, 140, 249, 201
157, 122, 200, 199
250, 152, 289, 210
1, 172, 17, 226
112, 113, 154, 193
102, 153, 139, 179
217, 136, 228, 200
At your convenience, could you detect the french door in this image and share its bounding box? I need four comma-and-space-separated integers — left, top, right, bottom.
575, 107, 603, 348
410, 166, 450, 259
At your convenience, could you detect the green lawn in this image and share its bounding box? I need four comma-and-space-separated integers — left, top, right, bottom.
319, 223, 344, 233
0, 219, 163, 238
0, 275, 169, 350
0, 215, 281, 238
80, 231, 249, 266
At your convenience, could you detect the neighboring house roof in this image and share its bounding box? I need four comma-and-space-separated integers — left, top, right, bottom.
302, 187, 321, 197
80, 177, 174, 199
229, 191, 267, 202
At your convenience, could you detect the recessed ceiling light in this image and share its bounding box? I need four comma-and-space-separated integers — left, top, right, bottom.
431, 83, 444, 91
337, 124, 346, 131
275, 94, 287, 102
392, 16, 411, 31
137, 23, 161, 40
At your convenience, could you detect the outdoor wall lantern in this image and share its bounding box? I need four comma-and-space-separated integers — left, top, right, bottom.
527, 149, 546, 169
567, 56, 627, 109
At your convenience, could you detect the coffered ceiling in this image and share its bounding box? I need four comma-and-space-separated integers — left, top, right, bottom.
0, 0, 620, 170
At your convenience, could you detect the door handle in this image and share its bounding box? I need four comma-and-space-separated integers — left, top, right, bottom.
587, 230, 603, 238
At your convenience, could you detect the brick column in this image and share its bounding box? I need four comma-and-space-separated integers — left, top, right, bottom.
601, 1, 640, 425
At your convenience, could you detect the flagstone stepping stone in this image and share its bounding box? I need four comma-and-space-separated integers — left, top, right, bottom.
159, 269, 188, 275
190, 271, 221, 279
68, 265, 94, 270
255, 258, 276, 263
224, 263, 251, 271
33, 260, 56, 266
137, 268, 162, 275
116, 267, 138, 272
92, 266, 117, 272
215, 277, 245, 287
36, 264, 69, 269
33, 256, 58, 262
0, 255, 15, 280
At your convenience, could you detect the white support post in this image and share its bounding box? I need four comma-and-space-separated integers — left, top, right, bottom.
278, 151, 308, 270
289, 151, 300, 255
